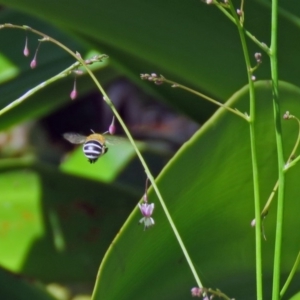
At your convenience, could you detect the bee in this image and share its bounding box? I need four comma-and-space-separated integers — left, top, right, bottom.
63, 131, 112, 163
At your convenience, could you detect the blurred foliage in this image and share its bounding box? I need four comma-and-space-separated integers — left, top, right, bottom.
93, 81, 300, 300
0, 1, 300, 300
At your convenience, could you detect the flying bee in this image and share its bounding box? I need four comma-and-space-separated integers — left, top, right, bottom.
63, 131, 114, 163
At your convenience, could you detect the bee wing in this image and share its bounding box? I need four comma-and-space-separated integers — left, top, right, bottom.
103, 134, 122, 145
63, 133, 87, 144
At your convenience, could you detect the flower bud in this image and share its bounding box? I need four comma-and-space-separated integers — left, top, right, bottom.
73, 70, 83, 75
108, 116, 116, 135
30, 42, 41, 69
23, 36, 29, 57
283, 111, 290, 120
140, 73, 150, 80
70, 80, 77, 100
70, 89, 77, 100
191, 287, 203, 297
254, 52, 262, 63
154, 79, 163, 85
30, 59, 37, 69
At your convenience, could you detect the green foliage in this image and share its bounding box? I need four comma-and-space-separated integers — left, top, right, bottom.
0, 160, 138, 281
93, 81, 300, 299
0, 1, 300, 300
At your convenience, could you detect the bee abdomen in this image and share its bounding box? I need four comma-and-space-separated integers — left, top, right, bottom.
83, 140, 107, 163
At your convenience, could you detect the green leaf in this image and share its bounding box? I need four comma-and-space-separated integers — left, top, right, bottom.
92, 81, 300, 299
289, 292, 300, 300
61, 138, 146, 183
0, 159, 139, 282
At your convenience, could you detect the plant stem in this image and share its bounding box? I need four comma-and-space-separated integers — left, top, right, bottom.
256, 0, 300, 31
161, 78, 248, 121
215, 3, 270, 54
280, 251, 300, 297
0, 62, 80, 117
286, 119, 300, 160
270, 1, 285, 299
0, 24, 204, 289
227, 1, 263, 299
260, 116, 300, 218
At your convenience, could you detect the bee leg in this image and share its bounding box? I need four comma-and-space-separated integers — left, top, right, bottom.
88, 158, 97, 164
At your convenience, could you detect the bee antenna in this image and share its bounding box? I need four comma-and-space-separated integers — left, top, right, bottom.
90, 129, 95, 133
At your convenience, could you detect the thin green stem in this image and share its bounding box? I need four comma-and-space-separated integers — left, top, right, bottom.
0, 24, 203, 289
106, 106, 203, 289
256, 0, 300, 31
280, 251, 300, 298
285, 116, 300, 166
261, 180, 279, 219
227, 1, 263, 299
0, 62, 80, 117
161, 78, 248, 121
270, 0, 285, 299
215, 2, 270, 54
260, 116, 300, 218
284, 154, 300, 171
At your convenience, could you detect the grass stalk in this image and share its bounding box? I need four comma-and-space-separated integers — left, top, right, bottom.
227, 1, 263, 299
269, 1, 285, 299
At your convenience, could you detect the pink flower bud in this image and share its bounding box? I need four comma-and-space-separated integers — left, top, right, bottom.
30, 42, 41, 69
70, 89, 77, 100
154, 79, 163, 85
23, 36, 29, 57
191, 287, 203, 297
73, 70, 83, 75
108, 116, 116, 135
30, 59, 37, 69
70, 80, 77, 100
24, 47, 30, 57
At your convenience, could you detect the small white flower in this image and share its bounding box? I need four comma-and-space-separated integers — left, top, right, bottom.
138, 203, 155, 230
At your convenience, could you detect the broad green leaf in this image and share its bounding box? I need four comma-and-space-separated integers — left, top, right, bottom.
289, 292, 300, 300
0, 168, 43, 270
61, 138, 145, 183
0, 159, 139, 282
93, 81, 300, 299
0, 52, 19, 82
60, 138, 169, 193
